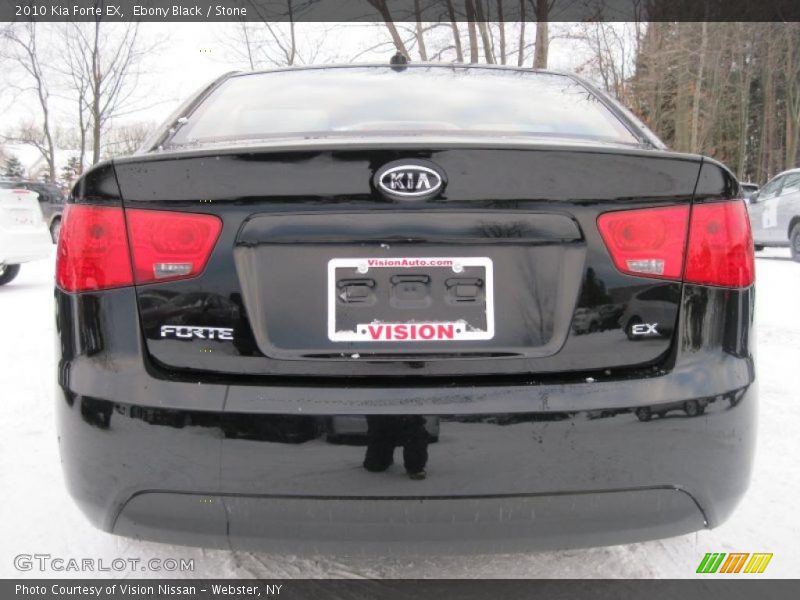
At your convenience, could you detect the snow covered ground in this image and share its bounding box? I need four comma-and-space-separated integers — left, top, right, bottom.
1, 249, 798, 579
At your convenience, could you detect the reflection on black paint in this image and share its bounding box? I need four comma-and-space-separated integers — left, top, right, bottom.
578, 268, 611, 307
684, 286, 710, 351
139, 290, 242, 334
222, 414, 321, 443
634, 387, 749, 423
78, 296, 104, 356
363, 416, 430, 478
80, 397, 113, 429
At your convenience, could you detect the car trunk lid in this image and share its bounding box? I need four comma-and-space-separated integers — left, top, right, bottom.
112, 144, 703, 378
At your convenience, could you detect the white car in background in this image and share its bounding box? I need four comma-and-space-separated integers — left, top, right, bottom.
747, 169, 800, 261
0, 187, 52, 285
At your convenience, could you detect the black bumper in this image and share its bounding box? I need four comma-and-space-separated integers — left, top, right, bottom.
55, 286, 757, 554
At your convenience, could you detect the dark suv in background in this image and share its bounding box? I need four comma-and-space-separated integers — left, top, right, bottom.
0, 180, 65, 242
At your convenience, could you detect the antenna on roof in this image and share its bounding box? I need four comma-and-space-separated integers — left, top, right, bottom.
390, 51, 409, 71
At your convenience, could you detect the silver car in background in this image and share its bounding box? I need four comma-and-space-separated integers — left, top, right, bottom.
747, 169, 800, 261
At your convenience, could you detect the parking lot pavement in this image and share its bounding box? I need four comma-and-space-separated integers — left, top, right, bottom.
1, 250, 798, 578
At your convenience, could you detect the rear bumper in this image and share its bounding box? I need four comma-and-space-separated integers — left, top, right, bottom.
55, 285, 757, 553
0, 224, 51, 264
114, 489, 706, 554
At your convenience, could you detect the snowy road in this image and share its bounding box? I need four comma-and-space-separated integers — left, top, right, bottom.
1, 250, 798, 578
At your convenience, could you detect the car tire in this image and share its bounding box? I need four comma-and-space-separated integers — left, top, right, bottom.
635, 407, 652, 422
791, 225, 800, 263
683, 400, 701, 417
0, 264, 21, 286
50, 217, 62, 244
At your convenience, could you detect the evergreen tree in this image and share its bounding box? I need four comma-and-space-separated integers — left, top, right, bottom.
3, 155, 25, 179
61, 156, 82, 186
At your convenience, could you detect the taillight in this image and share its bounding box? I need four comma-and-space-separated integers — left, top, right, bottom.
56, 205, 222, 292
598, 200, 754, 288
125, 209, 221, 284
684, 201, 754, 288
56, 204, 134, 292
597, 205, 690, 280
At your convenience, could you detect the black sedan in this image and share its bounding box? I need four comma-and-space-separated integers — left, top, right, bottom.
54, 63, 756, 554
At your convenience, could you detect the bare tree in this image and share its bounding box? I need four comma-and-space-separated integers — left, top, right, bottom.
517, 0, 526, 66
64, 19, 155, 165
572, 23, 639, 101
445, 1, 464, 62
223, 20, 332, 68
0, 23, 56, 182
413, 0, 429, 60
368, 0, 411, 58
689, 21, 708, 153
496, 0, 507, 64
61, 25, 91, 175
464, 1, 480, 63
532, 0, 554, 69
783, 23, 800, 169
473, 2, 495, 64
102, 121, 154, 158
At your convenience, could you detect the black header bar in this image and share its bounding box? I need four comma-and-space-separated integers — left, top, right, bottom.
2, 0, 800, 23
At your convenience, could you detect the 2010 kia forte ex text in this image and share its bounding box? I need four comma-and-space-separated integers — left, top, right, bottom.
55, 63, 757, 554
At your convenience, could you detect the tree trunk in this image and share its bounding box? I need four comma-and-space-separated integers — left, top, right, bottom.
784, 24, 800, 169
41, 103, 56, 182
736, 24, 752, 179
445, 0, 463, 62
517, 0, 526, 66
533, 2, 549, 69
760, 27, 777, 180
465, 1, 479, 63
78, 122, 86, 176
690, 21, 708, 153
473, 1, 495, 64
497, 0, 506, 64
91, 19, 102, 165
371, 0, 409, 58
287, 0, 296, 65
414, 0, 427, 61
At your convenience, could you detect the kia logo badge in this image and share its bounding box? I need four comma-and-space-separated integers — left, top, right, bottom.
374, 160, 446, 201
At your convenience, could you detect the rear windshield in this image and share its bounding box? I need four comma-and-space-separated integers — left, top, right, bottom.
167, 67, 639, 147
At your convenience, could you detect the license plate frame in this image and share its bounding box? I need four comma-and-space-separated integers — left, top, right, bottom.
327, 256, 495, 343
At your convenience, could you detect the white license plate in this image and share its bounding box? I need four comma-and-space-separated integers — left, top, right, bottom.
327, 256, 495, 343
9, 208, 34, 225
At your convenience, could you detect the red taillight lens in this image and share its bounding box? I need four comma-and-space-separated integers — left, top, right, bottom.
125, 209, 222, 284
597, 205, 690, 280
56, 204, 134, 292
56, 205, 222, 292
598, 200, 754, 288
684, 201, 754, 288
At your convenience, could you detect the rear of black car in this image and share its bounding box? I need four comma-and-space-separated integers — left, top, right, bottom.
54, 66, 756, 554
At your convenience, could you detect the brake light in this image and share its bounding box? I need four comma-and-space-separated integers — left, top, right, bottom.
56, 204, 133, 292
597, 205, 690, 280
684, 201, 754, 287
598, 200, 754, 288
56, 205, 222, 292
125, 209, 221, 284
